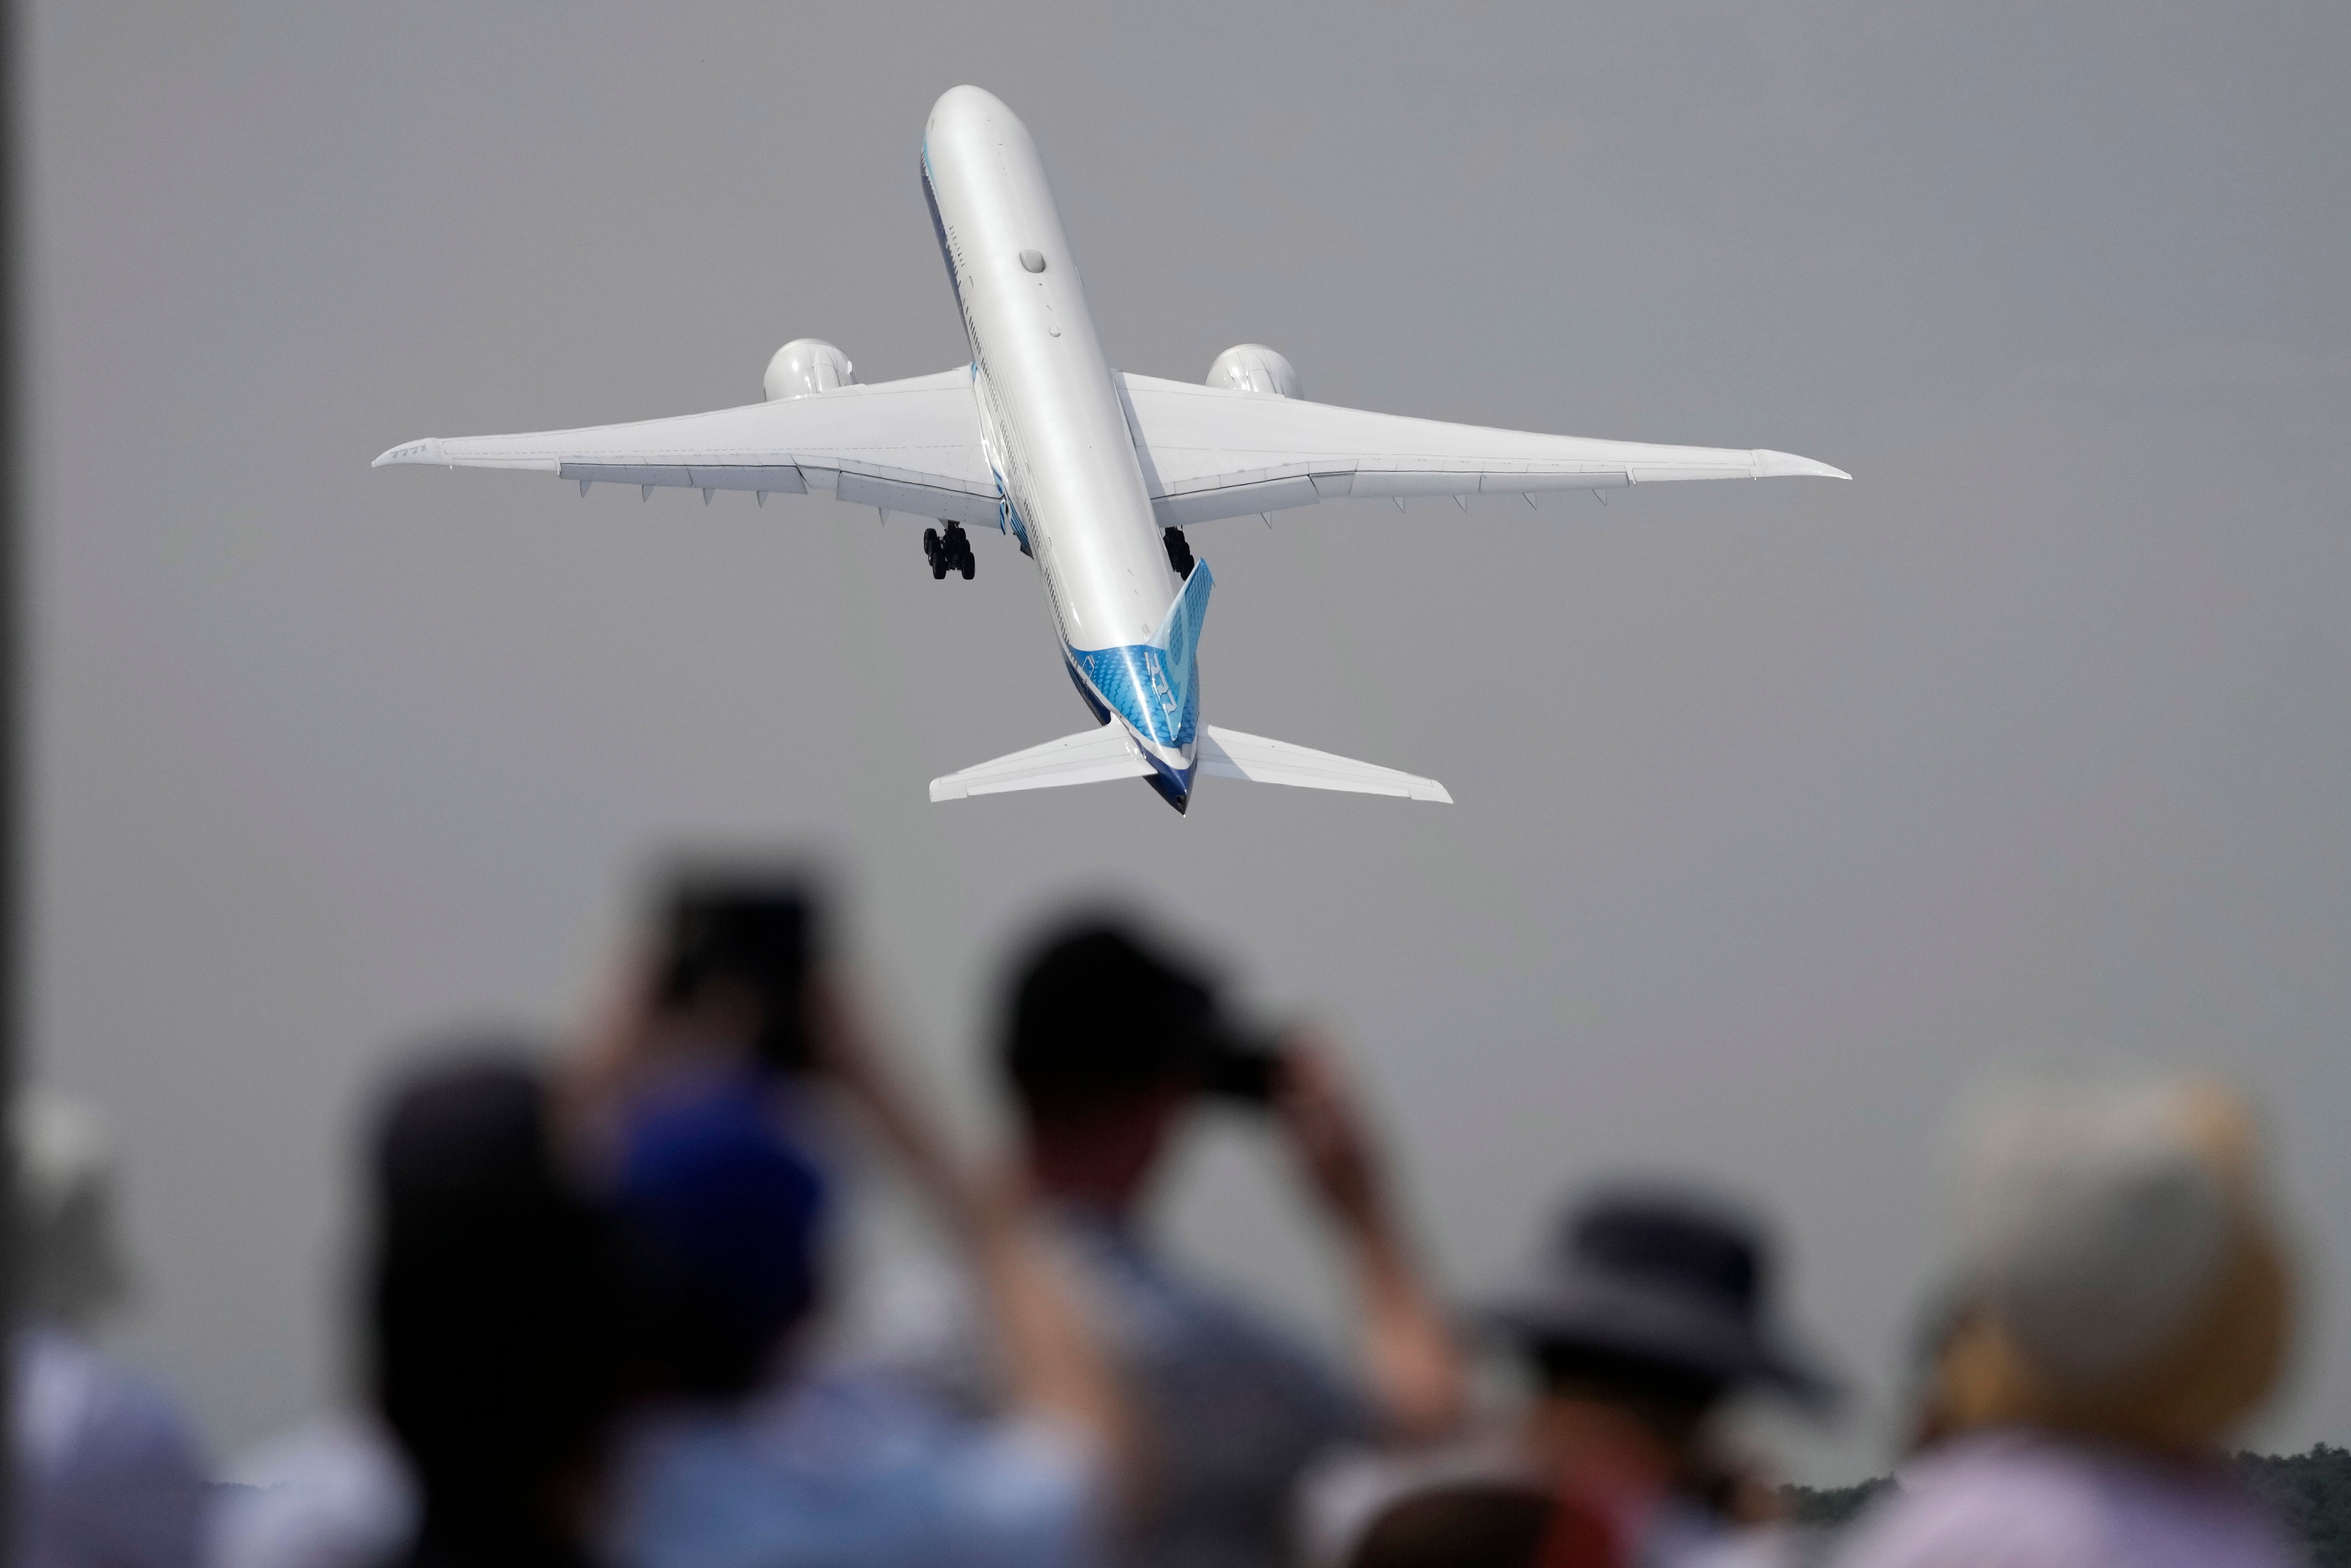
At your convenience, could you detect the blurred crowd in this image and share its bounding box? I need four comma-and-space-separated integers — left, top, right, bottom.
10, 865, 2312, 1568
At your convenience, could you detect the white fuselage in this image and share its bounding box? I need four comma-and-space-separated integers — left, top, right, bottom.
921, 87, 1196, 792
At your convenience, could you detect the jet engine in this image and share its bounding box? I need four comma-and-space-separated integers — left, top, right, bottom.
763, 339, 857, 401
1205, 343, 1299, 399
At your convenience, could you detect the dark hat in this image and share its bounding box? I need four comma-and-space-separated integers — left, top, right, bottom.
1480, 1182, 1837, 1409
618, 1071, 828, 1338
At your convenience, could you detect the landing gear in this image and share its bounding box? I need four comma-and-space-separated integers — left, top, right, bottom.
924, 521, 975, 580
1162, 526, 1195, 578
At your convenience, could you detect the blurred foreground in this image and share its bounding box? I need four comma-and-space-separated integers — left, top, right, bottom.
11, 862, 2327, 1568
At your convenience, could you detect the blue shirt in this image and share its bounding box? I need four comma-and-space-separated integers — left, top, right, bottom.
856, 1207, 1372, 1568
12, 1327, 208, 1568
611, 1369, 1104, 1568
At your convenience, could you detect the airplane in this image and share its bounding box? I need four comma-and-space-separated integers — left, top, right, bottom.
375, 85, 1848, 814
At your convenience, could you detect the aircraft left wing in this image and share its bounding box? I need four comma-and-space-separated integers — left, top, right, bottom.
930, 721, 1152, 800
374, 368, 1003, 527
1115, 372, 1847, 527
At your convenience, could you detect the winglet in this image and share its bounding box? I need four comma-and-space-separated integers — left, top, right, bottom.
1751, 449, 1851, 481
373, 438, 449, 468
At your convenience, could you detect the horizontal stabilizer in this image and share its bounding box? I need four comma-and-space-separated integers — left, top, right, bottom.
1199, 725, 1451, 803
930, 721, 1152, 802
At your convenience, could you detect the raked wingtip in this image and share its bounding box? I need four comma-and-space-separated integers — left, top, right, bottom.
1752, 448, 1851, 482
373, 438, 446, 469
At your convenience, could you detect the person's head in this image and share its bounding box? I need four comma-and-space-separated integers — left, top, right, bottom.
1924, 1074, 2294, 1453
366, 1044, 632, 1568
11, 1090, 133, 1335
1346, 1485, 1592, 1568
998, 916, 1223, 1210
1895, 1283, 1987, 1456
1483, 1182, 1834, 1455
615, 1070, 828, 1400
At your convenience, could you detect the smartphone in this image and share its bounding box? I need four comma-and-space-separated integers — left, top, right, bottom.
654, 869, 820, 1074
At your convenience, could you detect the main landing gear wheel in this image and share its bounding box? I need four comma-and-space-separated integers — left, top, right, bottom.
1162, 525, 1195, 578
923, 521, 976, 581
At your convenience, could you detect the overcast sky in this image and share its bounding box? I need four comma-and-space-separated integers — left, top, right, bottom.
25, 0, 2348, 1482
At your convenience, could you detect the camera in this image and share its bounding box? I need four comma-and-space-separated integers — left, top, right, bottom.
1151, 951, 1287, 1106
1192, 1014, 1289, 1105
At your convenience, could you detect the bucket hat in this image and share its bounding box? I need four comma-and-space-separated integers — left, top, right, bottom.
1481, 1183, 1836, 1408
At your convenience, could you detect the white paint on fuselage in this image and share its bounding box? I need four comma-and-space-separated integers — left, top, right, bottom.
922, 87, 1191, 772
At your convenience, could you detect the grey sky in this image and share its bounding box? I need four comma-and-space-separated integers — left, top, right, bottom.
26, 0, 2348, 1483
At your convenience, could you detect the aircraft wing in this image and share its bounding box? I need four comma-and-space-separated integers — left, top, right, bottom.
930, 720, 1152, 800
1115, 372, 1847, 527
373, 368, 1003, 527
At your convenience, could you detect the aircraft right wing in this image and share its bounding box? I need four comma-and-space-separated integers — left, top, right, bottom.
1199, 726, 1451, 802
1115, 372, 1848, 527
374, 368, 1004, 527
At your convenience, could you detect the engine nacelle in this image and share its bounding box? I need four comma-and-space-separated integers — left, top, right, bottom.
1205, 343, 1300, 399
763, 339, 857, 401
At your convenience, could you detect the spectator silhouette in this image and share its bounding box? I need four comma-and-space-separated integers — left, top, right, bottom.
11, 1089, 210, 1568
1309, 1182, 1833, 1568
872, 915, 1464, 1568
581, 879, 1141, 1568
366, 1050, 636, 1568
1833, 1076, 2300, 1568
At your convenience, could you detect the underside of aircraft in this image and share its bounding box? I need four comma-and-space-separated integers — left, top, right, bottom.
377, 86, 1848, 811
375, 358, 1845, 801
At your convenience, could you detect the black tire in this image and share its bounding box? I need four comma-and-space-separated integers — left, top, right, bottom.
959, 556, 975, 580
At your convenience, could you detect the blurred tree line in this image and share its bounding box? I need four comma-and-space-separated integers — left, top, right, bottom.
1782, 1445, 2351, 1565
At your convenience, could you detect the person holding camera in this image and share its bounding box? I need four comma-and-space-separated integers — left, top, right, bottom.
566, 871, 1145, 1568
869, 917, 1465, 1568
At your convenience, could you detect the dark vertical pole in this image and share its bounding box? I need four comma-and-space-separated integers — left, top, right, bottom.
0, 0, 18, 1540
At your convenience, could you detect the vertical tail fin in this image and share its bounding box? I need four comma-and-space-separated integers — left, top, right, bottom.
1149, 560, 1213, 733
